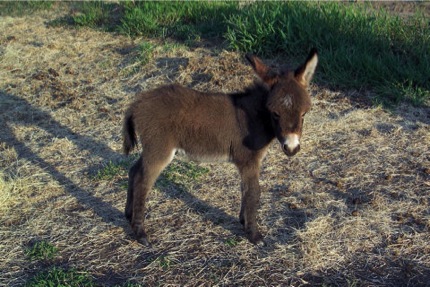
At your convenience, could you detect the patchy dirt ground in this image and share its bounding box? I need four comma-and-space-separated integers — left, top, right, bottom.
1, 7, 429, 287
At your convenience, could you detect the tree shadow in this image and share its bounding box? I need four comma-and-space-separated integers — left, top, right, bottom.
1, 90, 243, 243
1, 91, 126, 228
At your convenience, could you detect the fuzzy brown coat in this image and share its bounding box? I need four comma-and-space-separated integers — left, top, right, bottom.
123, 49, 318, 245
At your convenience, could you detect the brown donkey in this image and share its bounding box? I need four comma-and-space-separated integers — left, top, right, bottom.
123, 49, 318, 245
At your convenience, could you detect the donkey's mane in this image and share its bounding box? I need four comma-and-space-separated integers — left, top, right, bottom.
235, 82, 270, 97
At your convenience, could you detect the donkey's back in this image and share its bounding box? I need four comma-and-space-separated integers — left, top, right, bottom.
123, 84, 241, 162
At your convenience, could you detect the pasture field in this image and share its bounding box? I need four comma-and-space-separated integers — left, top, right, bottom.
1, 2, 429, 286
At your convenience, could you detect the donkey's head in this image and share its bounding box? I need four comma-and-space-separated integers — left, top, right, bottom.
246, 49, 318, 156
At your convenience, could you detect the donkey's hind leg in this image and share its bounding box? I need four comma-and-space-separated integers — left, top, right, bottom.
125, 157, 142, 222
131, 149, 175, 246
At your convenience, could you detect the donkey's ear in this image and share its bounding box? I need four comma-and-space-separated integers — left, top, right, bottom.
295, 48, 318, 87
246, 54, 278, 86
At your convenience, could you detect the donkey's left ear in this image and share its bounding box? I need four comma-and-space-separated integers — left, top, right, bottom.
246, 53, 278, 87
295, 48, 318, 87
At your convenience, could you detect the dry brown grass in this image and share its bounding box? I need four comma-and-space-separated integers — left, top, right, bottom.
1, 8, 429, 287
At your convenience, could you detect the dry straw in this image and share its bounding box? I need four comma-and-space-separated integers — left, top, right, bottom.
1, 8, 429, 286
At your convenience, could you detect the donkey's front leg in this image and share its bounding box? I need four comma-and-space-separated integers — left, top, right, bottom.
238, 165, 263, 244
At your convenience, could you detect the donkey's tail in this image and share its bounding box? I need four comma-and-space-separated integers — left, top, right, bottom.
123, 110, 138, 155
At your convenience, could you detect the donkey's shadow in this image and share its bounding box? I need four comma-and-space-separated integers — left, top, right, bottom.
154, 173, 245, 240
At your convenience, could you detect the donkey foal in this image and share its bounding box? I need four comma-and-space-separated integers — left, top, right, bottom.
123, 49, 318, 246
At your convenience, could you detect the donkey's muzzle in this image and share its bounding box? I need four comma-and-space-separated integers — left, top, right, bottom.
281, 134, 300, 157
282, 143, 300, 156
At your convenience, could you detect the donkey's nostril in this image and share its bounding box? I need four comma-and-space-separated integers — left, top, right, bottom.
283, 144, 300, 156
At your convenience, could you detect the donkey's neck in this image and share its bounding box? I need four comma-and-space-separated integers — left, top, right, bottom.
230, 83, 275, 151
230, 83, 269, 109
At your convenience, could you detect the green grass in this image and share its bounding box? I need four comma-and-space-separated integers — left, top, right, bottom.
117, 1, 238, 41
25, 241, 94, 286
116, 283, 143, 287
65, 1, 429, 106
3, 1, 429, 105
224, 237, 241, 247
156, 255, 172, 270
138, 41, 156, 65
157, 160, 210, 191
69, 1, 121, 30
0, 1, 53, 16
26, 266, 144, 287
24, 239, 138, 286
224, 2, 430, 106
66, 1, 238, 42
94, 156, 210, 194
26, 267, 94, 287
26, 240, 58, 261
94, 160, 129, 181
163, 160, 210, 182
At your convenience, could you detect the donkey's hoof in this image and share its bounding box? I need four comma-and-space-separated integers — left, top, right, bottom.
247, 231, 264, 245
136, 236, 151, 247
132, 223, 150, 246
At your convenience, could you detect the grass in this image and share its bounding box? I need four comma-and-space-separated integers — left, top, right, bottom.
26, 266, 143, 287
224, 2, 430, 106
163, 160, 210, 182
68, 1, 122, 31
26, 267, 94, 287
24, 238, 93, 286
26, 241, 58, 262
0, 1, 54, 17
94, 159, 131, 181
156, 160, 210, 192
224, 237, 241, 247
156, 255, 172, 270
59, 1, 430, 106
2, 1, 428, 106
1, 3, 430, 287
117, 2, 238, 41
138, 41, 156, 66
94, 156, 209, 193
24, 238, 140, 286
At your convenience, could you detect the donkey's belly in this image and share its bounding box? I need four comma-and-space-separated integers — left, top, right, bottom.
175, 148, 230, 163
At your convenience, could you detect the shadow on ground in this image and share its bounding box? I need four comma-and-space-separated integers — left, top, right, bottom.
1, 90, 244, 242
1, 91, 126, 226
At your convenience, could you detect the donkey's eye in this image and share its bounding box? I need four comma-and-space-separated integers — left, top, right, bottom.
272, 112, 280, 120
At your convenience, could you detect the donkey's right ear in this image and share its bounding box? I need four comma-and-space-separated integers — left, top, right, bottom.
246, 54, 278, 87
294, 48, 318, 87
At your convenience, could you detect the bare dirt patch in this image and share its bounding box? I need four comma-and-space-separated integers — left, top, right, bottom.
369, 1, 430, 18
1, 8, 429, 287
